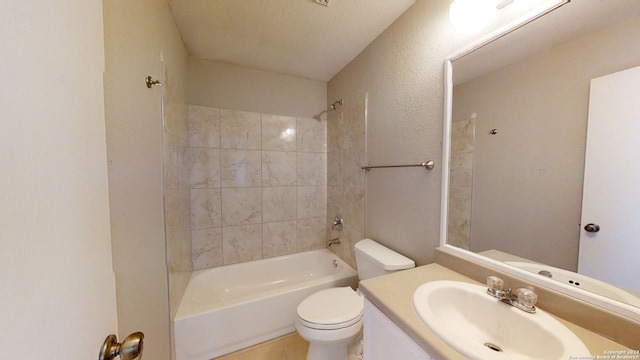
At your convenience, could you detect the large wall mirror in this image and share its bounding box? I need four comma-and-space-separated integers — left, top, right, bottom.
442, 0, 640, 319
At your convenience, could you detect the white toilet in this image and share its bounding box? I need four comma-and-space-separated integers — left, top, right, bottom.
295, 238, 415, 360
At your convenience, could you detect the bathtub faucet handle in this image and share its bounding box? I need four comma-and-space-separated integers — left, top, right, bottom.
331, 216, 344, 231
328, 238, 341, 247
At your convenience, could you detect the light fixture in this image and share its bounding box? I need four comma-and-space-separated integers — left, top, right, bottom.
449, 0, 497, 33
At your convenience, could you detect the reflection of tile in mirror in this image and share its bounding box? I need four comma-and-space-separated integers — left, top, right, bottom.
451, 113, 475, 154
448, 114, 476, 250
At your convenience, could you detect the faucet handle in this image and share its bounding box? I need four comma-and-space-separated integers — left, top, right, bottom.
516, 288, 538, 310
331, 216, 344, 231
486, 276, 504, 295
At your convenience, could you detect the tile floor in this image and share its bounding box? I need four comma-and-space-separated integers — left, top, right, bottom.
214, 332, 309, 360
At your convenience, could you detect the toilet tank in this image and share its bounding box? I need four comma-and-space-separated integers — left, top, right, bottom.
354, 239, 415, 280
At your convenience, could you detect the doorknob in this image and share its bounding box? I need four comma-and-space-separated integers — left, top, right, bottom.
584, 223, 600, 233
99, 332, 144, 360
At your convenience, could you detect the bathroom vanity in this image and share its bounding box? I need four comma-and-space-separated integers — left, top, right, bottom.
359, 250, 636, 360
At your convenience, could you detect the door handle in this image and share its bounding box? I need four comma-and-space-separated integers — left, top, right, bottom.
99, 332, 144, 360
584, 223, 600, 233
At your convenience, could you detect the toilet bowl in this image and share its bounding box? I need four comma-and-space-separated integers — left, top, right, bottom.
295, 239, 415, 360
295, 287, 363, 360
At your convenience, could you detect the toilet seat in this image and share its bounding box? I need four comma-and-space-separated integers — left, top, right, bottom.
297, 287, 363, 330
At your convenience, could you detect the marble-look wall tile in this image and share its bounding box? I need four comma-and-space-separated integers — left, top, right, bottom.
220, 109, 261, 149
344, 191, 365, 235
327, 111, 343, 153
188, 105, 328, 270
326, 151, 342, 187
297, 117, 326, 153
326, 185, 345, 222
165, 188, 191, 233
326, 102, 366, 269
297, 152, 327, 186
451, 114, 475, 155
449, 152, 474, 188
447, 187, 472, 250
221, 187, 262, 226
447, 115, 475, 250
222, 224, 263, 264
191, 228, 223, 270
297, 217, 326, 251
341, 146, 365, 195
262, 151, 297, 186
165, 102, 190, 144
163, 134, 190, 190
262, 186, 296, 222
262, 114, 296, 151
263, 221, 297, 258
342, 103, 365, 150
221, 149, 262, 187
191, 188, 222, 229
189, 105, 220, 148
167, 230, 192, 272
190, 147, 221, 188
339, 226, 362, 269
298, 186, 327, 219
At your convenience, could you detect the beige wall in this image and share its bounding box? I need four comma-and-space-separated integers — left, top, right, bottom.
188, 58, 327, 118
0, 1, 118, 358
104, 0, 188, 358
452, 14, 640, 270
327, 0, 475, 265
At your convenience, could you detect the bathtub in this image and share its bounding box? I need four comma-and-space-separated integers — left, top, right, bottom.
174, 249, 358, 360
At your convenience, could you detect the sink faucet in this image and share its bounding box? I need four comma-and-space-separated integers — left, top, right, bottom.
486, 276, 537, 313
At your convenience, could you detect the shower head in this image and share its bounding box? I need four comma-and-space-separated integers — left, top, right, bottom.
312, 110, 327, 121
329, 99, 343, 111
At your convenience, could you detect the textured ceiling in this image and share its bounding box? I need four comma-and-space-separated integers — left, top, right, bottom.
168, 0, 415, 81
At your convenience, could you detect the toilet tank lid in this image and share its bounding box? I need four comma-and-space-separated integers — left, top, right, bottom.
355, 239, 415, 271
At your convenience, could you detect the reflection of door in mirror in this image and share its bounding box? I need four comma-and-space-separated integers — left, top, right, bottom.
578, 66, 640, 293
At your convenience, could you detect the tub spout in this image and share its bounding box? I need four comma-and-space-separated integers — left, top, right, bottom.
328, 238, 341, 247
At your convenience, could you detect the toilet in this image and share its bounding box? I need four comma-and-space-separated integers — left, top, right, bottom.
295, 238, 415, 360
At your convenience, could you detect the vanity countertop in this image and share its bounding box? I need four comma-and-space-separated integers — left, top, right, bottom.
359, 263, 632, 360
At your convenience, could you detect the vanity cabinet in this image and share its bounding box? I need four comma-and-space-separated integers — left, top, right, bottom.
363, 299, 433, 360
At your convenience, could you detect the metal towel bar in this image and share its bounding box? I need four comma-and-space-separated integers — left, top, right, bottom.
361, 160, 434, 171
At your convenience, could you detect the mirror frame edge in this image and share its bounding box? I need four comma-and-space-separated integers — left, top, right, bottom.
438, 0, 640, 322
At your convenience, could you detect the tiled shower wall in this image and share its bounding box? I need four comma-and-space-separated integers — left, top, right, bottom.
188, 105, 328, 270
327, 99, 367, 269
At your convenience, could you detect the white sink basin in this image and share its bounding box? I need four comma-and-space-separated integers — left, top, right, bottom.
413, 280, 590, 360
506, 261, 640, 307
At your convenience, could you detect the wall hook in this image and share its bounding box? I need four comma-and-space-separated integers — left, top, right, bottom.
489, 129, 498, 135
145, 76, 163, 88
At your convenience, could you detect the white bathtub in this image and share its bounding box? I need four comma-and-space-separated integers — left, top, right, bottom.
174, 249, 358, 360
